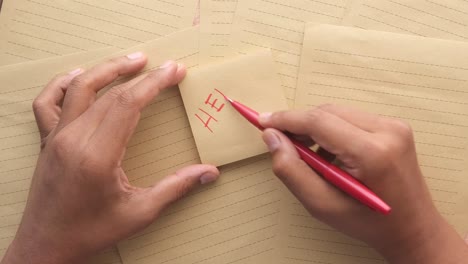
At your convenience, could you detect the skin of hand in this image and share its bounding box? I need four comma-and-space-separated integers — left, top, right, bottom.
259, 105, 468, 264
1, 53, 220, 264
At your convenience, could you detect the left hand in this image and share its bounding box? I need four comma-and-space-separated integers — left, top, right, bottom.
1, 53, 220, 264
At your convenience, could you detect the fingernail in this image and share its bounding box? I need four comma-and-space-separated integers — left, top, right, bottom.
259, 112, 272, 125
68, 68, 83, 77
200, 172, 218, 185
264, 130, 281, 152
159, 60, 176, 69
126, 52, 144, 60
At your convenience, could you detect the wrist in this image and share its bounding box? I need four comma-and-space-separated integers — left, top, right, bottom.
377, 211, 468, 264
2, 235, 72, 264
1, 220, 85, 264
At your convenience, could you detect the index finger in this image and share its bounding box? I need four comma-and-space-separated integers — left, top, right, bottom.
89, 61, 186, 160
56, 52, 148, 131
259, 108, 373, 161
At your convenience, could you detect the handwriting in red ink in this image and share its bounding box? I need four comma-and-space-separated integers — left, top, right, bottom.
195, 89, 227, 133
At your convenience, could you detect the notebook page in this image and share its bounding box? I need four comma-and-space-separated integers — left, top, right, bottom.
0, 0, 198, 66
343, 0, 468, 40
229, 0, 351, 106
199, 0, 238, 63
276, 23, 468, 264
0, 48, 122, 263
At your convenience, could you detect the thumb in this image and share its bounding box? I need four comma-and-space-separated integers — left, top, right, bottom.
262, 128, 350, 216
140, 164, 220, 218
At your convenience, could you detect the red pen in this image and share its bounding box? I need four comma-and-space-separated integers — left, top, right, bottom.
225, 97, 391, 215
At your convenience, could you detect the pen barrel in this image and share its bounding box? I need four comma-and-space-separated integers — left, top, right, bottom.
292, 140, 391, 215
228, 99, 391, 215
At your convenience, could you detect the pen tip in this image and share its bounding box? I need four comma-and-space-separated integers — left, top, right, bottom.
224, 95, 234, 103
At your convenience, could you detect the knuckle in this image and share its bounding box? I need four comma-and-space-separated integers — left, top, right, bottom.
106, 58, 125, 75
365, 139, 400, 169
147, 70, 171, 88
116, 89, 139, 108
305, 107, 327, 124
32, 98, 47, 112
316, 103, 336, 112
389, 119, 414, 142
108, 57, 123, 66
272, 154, 293, 179
49, 74, 66, 86
370, 141, 393, 160
49, 133, 75, 158
378, 119, 415, 155
78, 151, 107, 176
68, 75, 93, 90
171, 173, 193, 200
106, 85, 127, 99
269, 111, 284, 124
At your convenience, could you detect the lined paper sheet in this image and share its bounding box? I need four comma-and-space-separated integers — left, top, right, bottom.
0, 0, 198, 65
120, 155, 281, 264
0, 48, 122, 264
117, 31, 282, 264
0, 24, 281, 264
229, 0, 351, 106
276, 24, 468, 264
199, 0, 238, 63
343, 0, 468, 40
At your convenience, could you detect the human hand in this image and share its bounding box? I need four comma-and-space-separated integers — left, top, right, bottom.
259, 105, 468, 264
1, 53, 219, 264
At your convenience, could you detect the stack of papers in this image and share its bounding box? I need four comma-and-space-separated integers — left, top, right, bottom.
0, 1, 467, 264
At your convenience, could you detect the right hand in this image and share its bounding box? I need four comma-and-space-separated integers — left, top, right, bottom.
259, 104, 468, 264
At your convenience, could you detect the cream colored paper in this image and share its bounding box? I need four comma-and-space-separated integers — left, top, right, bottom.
276, 23, 468, 264
179, 49, 288, 166
229, 0, 351, 106
0, 25, 281, 264
119, 155, 282, 264
0, 0, 198, 65
0, 48, 123, 264
119, 46, 282, 264
343, 0, 468, 40
199, 0, 238, 63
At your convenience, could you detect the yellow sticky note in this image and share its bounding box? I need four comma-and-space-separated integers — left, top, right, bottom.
179, 49, 288, 166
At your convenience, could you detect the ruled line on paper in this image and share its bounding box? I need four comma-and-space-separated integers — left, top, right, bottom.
199, 0, 238, 62
0, 28, 207, 264
15, 8, 141, 42
131, 198, 279, 242
384, 0, 467, 27
134, 216, 278, 259
362, 3, 468, 40
137, 227, 276, 261
25, 0, 167, 30
276, 24, 468, 264
344, 0, 468, 41
0, 0, 197, 64
230, 0, 349, 106
308, 71, 468, 95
